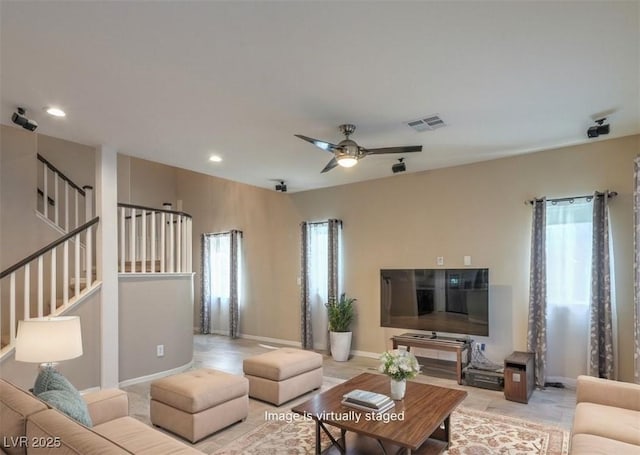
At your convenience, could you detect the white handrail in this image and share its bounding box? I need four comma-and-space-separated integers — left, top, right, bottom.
0, 219, 99, 356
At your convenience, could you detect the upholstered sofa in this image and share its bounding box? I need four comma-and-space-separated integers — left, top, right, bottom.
0, 378, 202, 454
570, 375, 640, 454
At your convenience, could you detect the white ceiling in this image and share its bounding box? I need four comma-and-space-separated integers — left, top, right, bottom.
1, 1, 639, 193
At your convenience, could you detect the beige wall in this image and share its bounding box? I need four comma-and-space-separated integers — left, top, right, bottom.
38, 133, 95, 191
289, 134, 639, 381
118, 275, 194, 382
172, 134, 638, 381
117, 154, 177, 208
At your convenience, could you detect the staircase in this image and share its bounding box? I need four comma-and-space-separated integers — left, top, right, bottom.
1, 153, 193, 359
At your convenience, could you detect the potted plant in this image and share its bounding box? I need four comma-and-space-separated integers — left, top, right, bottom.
325, 293, 356, 362
379, 349, 421, 400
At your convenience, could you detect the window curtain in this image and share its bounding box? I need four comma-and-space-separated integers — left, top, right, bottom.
300, 219, 342, 350
527, 198, 547, 388
200, 234, 211, 334
300, 222, 313, 350
229, 230, 242, 339
635, 157, 640, 384
589, 192, 614, 379
200, 231, 242, 338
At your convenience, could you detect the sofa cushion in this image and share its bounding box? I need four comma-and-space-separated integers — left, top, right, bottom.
150, 369, 248, 413
94, 416, 202, 454
243, 348, 323, 381
38, 390, 93, 427
573, 402, 640, 446
571, 433, 640, 455
0, 379, 48, 455
26, 409, 129, 454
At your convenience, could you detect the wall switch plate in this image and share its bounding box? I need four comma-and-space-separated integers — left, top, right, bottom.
464, 255, 472, 266
157, 345, 164, 357
436, 256, 444, 266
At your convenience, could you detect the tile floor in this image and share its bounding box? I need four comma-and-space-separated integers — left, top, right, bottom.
122, 334, 576, 453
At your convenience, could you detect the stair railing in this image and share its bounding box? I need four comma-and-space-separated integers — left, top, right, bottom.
37, 154, 93, 232
117, 203, 192, 274
0, 217, 99, 355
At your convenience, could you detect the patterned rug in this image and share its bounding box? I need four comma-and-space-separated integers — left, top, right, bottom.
211, 407, 569, 454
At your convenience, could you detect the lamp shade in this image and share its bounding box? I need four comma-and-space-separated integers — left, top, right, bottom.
15, 316, 83, 363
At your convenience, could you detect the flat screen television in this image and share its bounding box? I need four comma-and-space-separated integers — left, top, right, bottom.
380, 268, 489, 336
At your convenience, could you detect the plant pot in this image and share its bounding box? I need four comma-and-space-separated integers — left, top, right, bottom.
390, 378, 406, 400
329, 331, 352, 362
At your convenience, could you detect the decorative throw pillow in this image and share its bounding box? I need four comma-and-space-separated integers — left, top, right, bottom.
33, 366, 77, 396
34, 367, 92, 427
38, 389, 93, 427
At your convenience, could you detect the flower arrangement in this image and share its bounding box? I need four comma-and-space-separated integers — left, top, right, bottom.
379, 349, 421, 381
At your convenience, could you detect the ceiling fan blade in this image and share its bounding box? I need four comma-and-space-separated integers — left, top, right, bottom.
364, 145, 423, 155
321, 157, 339, 173
294, 134, 337, 152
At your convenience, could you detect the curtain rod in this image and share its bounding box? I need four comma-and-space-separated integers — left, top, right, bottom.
525, 191, 617, 206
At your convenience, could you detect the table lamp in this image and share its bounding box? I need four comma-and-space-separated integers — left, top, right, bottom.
15, 316, 83, 371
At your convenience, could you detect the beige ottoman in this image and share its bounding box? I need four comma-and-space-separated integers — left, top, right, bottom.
150, 368, 248, 442
243, 348, 323, 405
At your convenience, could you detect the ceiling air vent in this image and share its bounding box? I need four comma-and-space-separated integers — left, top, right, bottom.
407, 114, 446, 132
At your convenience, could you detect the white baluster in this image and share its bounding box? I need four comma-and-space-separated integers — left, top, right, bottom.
177, 214, 182, 273
84, 186, 93, 222
86, 226, 92, 287
54, 173, 59, 226
151, 211, 156, 273
24, 263, 30, 319
160, 212, 166, 273
65, 181, 69, 231
169, 213, 174, 272
188, 218, 193, 272
43, 166, 48, 219
141, 210, 147, 273
75, 191, 79, 229
63, 241, 69, 306
75, 234, 80, 297
10, 273, 16, 343
120, 207, 125, 273
37, 256, 44, 317
50, 248, 57, 314
130, 208, 136, 272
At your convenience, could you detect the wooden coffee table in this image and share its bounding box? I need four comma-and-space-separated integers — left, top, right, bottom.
291, 373, 467, 454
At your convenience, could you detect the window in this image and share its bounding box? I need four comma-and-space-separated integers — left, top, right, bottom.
545, 200, 592, 379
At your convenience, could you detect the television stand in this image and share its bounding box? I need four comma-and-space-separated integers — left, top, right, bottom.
391, 333, 472, 385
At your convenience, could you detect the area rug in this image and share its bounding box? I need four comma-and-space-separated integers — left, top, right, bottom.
211, 407, 569, 455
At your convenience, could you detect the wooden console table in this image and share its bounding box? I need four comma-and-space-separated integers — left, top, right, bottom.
391, 334, 472, 385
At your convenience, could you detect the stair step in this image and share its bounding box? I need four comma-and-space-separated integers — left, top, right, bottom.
119, 260, 162, 273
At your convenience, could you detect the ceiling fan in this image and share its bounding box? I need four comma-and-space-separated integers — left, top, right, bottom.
295, 124, 422, 173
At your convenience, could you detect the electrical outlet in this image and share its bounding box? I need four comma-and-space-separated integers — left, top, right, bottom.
156, 345, 164, 357
436, 256, 444, 266
464, 255, 472, 266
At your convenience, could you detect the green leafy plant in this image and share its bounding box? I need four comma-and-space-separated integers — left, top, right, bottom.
325, 293, 356, 332
379, 350, 421, 381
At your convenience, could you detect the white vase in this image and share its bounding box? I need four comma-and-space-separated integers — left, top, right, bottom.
329, 331, 352, 361
390, 378, 406, 400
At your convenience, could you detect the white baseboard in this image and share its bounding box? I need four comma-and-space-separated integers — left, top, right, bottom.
239, 333, 302, 348
118, 360, 194, 387
80, 386, 101, 395
350, 349, 381, 360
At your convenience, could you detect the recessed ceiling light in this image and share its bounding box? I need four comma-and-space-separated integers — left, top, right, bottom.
45, 107, 66, 117
209, 155, 222, 162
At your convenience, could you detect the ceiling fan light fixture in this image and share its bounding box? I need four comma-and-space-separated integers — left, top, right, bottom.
337, 156, 358, 168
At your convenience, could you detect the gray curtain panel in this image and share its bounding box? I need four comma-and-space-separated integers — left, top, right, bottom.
589, 192, 614, 379
229, 230, 242, 339
200, 234, 211, 334
635, 157, 640, 384
300, 222, 313, 349
327, 219, 341, 302
527, 198, 547, 388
